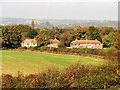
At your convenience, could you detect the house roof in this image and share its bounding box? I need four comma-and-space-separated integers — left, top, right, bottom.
71, 39, 101, 44
51, 38, 60, 44
22, 38, 37, 43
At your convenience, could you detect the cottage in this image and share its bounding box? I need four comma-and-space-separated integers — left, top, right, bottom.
70, 39, 103, 49
21, 38, 37, 48
47, 38, 60, 48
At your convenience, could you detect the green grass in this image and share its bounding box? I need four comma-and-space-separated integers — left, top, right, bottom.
1, 50, 106, 75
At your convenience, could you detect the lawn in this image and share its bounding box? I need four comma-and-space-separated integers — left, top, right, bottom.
1, 50, 106, 75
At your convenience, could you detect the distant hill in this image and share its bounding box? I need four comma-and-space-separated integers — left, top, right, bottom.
0, 17, 118, 29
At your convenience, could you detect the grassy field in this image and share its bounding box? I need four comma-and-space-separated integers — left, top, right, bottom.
2, 50, 107, 75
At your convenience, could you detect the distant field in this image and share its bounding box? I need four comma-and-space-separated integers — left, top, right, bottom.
2, 50, 106, 75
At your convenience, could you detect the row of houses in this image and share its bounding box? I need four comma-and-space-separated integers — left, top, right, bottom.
21, 38, 103, 49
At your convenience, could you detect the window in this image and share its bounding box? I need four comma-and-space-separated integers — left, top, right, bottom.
83, 44, 86, 46
33, 43, 36, 45
96, 44, 99, 46
90, 44, 93, 48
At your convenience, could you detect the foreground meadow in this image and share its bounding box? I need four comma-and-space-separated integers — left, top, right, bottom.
1, 50, 119, 89
2, 50, 106, 75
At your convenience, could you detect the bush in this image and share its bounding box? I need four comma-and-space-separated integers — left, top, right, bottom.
2, 74, 14, 88
104, 48, 119, 62
78, 64, 119, 89
18, 47, 27, 50
39, 46, 50, 51
2, 63, 120, 89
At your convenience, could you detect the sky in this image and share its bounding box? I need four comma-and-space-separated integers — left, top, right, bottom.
0, 0, 118, 20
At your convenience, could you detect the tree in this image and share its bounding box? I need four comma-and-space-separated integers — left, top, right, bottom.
89, 26, 102, 42
39, 28, 49, 35
102, 32, 117, 47
60, 32, 71, 47
36, 34, 50, 47
15, 25, 33, 39
67, 35, 76, 47
16, 24, 32, 32
104, 27, 114, 35
26, 29, 38, 39
2, 26, 22, 48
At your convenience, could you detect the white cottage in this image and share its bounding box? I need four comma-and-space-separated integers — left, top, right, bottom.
21, 38, 37, 48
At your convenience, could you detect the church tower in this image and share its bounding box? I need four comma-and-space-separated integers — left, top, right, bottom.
31, 19, 35, 28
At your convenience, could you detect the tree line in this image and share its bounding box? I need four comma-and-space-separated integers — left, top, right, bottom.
0, 24, 119, 49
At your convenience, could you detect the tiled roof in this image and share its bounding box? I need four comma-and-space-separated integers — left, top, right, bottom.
22, 38, 37, 43
51, 38, 60, 44
71, 39, 101, 44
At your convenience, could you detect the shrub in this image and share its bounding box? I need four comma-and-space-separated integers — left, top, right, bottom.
17, 47, 27, 50
25, 74, 39, 88
2, 74, 15, 88
78, 64, 119, 89
2, 63, 119, 89
104, 48, 119, 62
39, 46, 50, 51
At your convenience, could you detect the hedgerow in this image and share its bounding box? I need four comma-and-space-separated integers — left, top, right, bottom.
2, 63, 120, 89
18, 46, 119, 62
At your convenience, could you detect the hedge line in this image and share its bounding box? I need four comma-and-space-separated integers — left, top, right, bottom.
2, 63, 120, 89
18, 46, 119, 62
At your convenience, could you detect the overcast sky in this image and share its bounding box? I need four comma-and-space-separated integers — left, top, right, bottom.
0, 0, 118, 20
